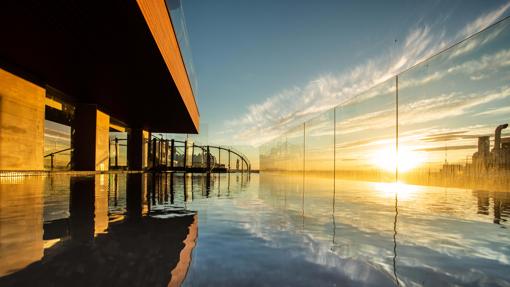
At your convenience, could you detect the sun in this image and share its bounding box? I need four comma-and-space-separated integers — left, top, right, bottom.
370, 145, 426, 173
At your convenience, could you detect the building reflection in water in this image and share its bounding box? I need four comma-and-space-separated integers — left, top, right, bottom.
473, 190, 510, 224
1, 170, 508, 286
0, 176, 44, 277
0, 173, 199, 286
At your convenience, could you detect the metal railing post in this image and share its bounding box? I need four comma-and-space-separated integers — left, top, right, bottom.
166, 140, 170, 167
114, 137, 119, 168
191, 143, 195, 168
152, 138, 157, 168
184, 140, 188, 169
218, 147, 221, 168
206, 146, 211, 171
170, 139, 175, 169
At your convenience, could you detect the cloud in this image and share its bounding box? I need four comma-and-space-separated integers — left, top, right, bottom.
399, 86, 510, 126
457, 2, 510, 38
475, 106, 510, 116
222, 2, 510, 147
416, 145, 478, 152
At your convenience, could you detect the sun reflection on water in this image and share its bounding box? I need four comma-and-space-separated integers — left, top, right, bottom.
372, 181, 423, 200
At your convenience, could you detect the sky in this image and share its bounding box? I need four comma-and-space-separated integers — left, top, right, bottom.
179, 0, 510, 150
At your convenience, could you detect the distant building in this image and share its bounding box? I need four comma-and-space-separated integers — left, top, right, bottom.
472, 124, 510, 171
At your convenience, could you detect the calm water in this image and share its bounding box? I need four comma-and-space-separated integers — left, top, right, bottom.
0, 172, 509, 286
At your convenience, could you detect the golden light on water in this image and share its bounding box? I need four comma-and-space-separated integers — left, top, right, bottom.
370, 145, 427, 173
372, 181, 422, 200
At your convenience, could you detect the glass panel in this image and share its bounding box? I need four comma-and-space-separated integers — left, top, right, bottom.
109, 132, 127, 168
335, 77, 397, 182
398, 18, 510, 191
301, 109, 336, 237
191, 143, 205, 168
395, 17, 510, 287
174, 145, 185, 168
166, 0, 200, 105
282, 124, 305, 172
259, 143, 271, 171
260, 126, 304, 172
44, 120, 71, 170
304, 109, 335, 177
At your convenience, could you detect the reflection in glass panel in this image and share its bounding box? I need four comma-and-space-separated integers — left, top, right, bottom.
335, 78, 396, 182
44, 120, 71, 170
304, 109, 335, 177
191, 143, 206, 168
166, 0, 200, 105
284, 124, 305, 172
109, 132, 127, 168
260, 123, 305, 172
398, 18, 510, 190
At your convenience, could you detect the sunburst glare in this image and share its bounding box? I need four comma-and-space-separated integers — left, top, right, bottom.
370, 145, 427, 173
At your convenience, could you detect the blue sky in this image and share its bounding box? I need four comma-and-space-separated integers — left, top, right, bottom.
178, 0, 510, 148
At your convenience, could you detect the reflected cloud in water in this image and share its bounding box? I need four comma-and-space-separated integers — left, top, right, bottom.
0, 172, 509, 286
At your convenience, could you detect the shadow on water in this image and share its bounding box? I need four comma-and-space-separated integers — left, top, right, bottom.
0, 173, 202, 287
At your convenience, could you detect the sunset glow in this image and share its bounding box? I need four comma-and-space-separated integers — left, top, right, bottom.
372, 181, 422, 200
370, 145, 427, 173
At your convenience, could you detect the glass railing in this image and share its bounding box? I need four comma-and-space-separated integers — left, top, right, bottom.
260, 16, 510, 191
166, 0, 200, 108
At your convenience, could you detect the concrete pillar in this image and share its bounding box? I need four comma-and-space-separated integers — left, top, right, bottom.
127, 128, 149, 170
71, 104, 110, 171
0, 68, 45, 170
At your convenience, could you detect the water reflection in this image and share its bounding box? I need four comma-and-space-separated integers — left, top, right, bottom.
0, 173, 199, 286
254, 172, 510, 286
473, 190, 510, 225
0, 172, 509, 286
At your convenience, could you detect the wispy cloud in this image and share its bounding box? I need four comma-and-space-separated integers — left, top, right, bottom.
222, 2, 510, 147
475, 105, 510, 116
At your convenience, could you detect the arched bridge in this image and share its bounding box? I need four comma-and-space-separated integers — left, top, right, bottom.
148, 138, 251, 173
43, 137, 251, 173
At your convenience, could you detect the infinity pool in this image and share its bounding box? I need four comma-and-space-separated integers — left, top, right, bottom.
0, 172, 508, 286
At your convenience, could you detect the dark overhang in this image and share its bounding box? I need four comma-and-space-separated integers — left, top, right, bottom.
0, 0, 199, 133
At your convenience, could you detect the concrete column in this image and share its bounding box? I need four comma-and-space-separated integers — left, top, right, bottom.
127, 128, 149, 170
0, 68, 45, 170
71, 104, 110, 171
